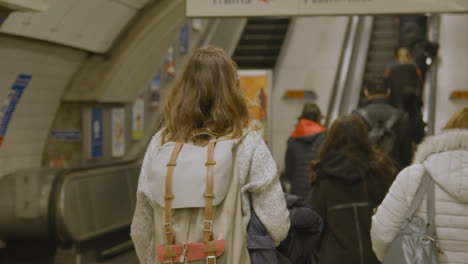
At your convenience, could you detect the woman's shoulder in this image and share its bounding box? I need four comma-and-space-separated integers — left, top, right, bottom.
238, 129, 263, 145
391, 163, 426, 198
397, 163, 425, 182
145, 130, 164, 152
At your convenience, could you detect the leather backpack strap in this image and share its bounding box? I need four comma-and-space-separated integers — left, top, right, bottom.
164, 142, 183, 246
203, 142, 216, 245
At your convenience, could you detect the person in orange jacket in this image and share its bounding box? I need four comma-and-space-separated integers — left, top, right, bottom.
285, 103, 326, 199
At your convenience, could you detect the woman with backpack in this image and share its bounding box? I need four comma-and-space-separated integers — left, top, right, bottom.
130, 46, 290, 264
309, 115, 395, 264
371, 107, 468, 263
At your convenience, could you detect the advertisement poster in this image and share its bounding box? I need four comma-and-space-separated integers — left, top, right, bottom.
150, 71, 161, 107
90, 108, 103, 158
238, 70, 272, 143
0, 74, 31, 147
132, 96, 144, 140
112, 108, 125, 157
180, 23, 189, 54
166, 44, 176, 78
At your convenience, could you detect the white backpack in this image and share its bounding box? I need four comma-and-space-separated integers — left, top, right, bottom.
148, 137, 250, 264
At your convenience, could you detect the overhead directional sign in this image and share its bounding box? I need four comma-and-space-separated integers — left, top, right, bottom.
187, 0, 468, 17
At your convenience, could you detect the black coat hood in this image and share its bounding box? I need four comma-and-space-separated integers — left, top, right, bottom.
319, 150, 368, 183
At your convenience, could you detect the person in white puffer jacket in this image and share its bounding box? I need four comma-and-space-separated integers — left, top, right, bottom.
371, 107, 468, 264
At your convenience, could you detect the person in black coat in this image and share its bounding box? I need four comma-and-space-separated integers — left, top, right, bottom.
309, 115, 396, 264
285, 103, 326, 199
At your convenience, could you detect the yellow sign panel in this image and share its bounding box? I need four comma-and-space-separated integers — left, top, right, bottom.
451, 91, 468, 100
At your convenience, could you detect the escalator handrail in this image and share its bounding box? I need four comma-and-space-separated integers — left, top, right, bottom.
326, 16, 360, 126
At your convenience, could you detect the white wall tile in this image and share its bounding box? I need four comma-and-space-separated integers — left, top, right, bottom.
434, 14, 468, 133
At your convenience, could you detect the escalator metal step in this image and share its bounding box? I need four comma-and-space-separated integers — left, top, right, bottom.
233, 18, 290, 68
372, 29, 399, 39
367, 62, 389, 73
367, 50, 395, 61
232, 55, 277, 61
373, 17, 397, 28
235, 44, 282, 51
238, 37, 285, 46
363, 73, 385, 82
241, 34, 286, 40
234, 48, 281, 56
247, 18, 291, 25
244, 24, 289, 34
369, 39, 399, 49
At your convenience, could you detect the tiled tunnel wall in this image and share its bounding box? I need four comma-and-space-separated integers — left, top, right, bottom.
0, 35, 86, 178
434, 14, 468, 133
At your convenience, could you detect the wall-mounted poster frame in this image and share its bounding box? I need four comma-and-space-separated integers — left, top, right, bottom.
238, 70, 273, 150
112, 108, 125, 157
132, 95, 144, 140
89, 108, 103, 159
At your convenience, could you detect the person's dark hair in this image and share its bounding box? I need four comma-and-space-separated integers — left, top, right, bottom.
310, 115, 395, 199
298, 103, 323, 123
365, 78, 387, 95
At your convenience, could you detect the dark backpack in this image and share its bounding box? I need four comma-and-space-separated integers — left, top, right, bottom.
248, 195, 323, 264
357, 108, 401, 156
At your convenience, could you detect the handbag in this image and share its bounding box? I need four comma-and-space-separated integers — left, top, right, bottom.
382, 169, 440, 264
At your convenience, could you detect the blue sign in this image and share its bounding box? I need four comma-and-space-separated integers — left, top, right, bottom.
150, 71, 161, 107
180, 23, 189, 53
0, 74, 32, 147
90, 108, 103, 158
50, 130, 81, 141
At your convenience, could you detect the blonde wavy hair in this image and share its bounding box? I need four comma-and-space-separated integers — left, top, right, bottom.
445, 107, 468, 129
161, 46, 250, 144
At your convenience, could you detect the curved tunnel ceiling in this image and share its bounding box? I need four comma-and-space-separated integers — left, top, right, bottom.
0, 0, 54, 11
0, 0, 154, 53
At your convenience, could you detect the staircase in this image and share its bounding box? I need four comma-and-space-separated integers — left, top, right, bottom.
232, 18, 291, 69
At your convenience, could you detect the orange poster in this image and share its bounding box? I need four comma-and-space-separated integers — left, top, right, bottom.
238, 70, 271, 143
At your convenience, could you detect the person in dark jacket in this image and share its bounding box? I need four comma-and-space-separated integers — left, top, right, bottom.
277, 195, 323, 264
285, 103, 326, 199
248, 194, 323, 264
384, 47, 423, 109
355, 78, 414, 170
309, 115, 396, 264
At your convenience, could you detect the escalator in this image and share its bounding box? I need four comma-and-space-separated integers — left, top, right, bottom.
330, 14, 438, 133
363, 16, 399, 84
232, 18, 291, 69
